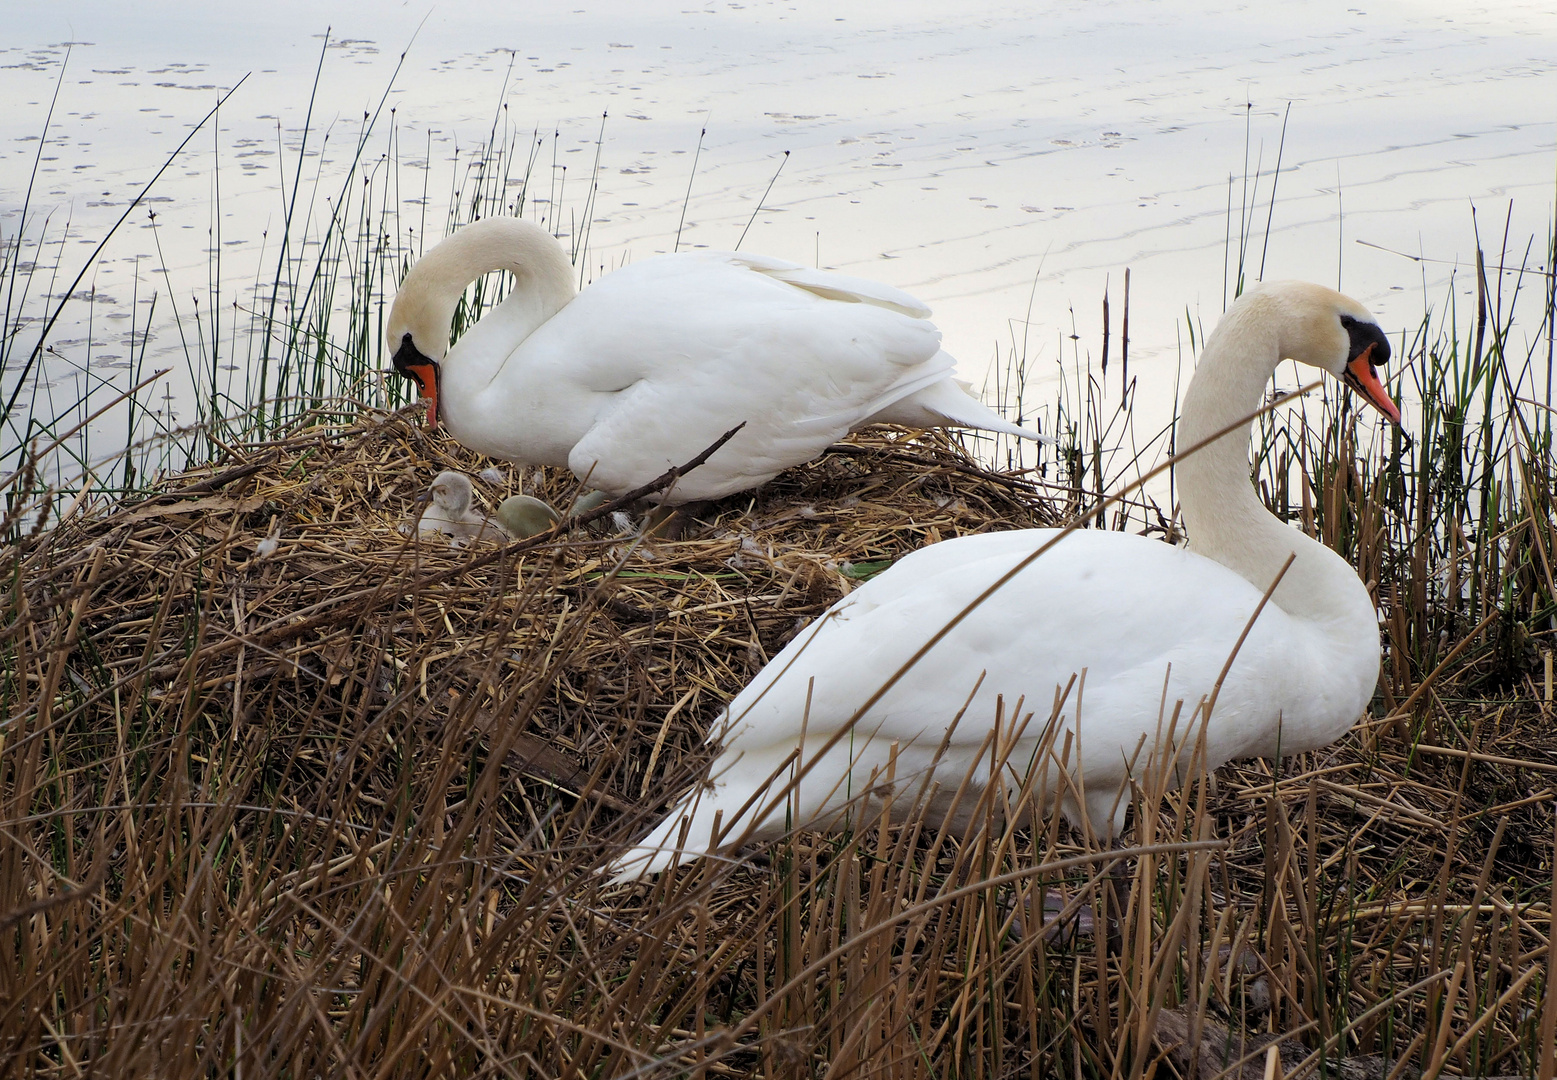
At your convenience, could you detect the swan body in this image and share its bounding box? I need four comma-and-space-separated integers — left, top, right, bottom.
387, 218, 1043, 505
416, 471, 504, 547
609, 281, 1400, 880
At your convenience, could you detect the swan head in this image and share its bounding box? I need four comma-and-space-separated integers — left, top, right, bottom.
1252, 281, 1400, 424
419, 470, 475, 516
387, 294, 448, 428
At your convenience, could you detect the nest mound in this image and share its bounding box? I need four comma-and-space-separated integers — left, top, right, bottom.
20, 409, 1061, 840
15, 406, 1552, 878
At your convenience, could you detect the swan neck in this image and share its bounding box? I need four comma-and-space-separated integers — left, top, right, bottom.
410, 218, 576, 357
1175, 297, 1357, 623
1176, 305, 1280, 528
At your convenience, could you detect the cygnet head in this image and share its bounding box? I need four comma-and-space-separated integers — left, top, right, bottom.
496, 494, 560, 539
1241, 281, 1400, 423
423, 470, 475, 516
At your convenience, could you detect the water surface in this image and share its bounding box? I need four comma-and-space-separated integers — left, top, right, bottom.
4, 0, 1554, 468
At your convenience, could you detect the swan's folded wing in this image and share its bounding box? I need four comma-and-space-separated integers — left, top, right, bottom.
713, 530, 1299, 756
564, 329, 951, 501
715, 251, 933, 319
554, 265, 957, 500
567, 377, 803, 499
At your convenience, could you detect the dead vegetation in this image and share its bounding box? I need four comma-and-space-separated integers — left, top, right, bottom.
2, 401, 1555, 1078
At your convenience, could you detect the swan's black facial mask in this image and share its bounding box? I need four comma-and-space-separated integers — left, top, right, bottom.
1338, 315, 1400, 425
391, 333, 442, 427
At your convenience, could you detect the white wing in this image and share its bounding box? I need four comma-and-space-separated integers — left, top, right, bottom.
610, 529, 1331, 878
463, 252, 1032, 501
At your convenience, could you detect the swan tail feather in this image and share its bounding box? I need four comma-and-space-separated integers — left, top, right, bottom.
869, 378, 1051, 442
606, 796, 726, 883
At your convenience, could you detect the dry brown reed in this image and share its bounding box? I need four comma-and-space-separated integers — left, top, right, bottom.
2, 404, 1554, 1078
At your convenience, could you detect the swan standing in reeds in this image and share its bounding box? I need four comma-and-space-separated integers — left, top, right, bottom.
385, 218, 1044, 505
610, 281, 1400, 880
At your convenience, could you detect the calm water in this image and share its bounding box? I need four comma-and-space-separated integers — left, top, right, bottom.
3, 0, 1555, 471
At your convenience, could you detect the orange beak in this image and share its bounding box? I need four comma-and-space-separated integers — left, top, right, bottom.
404, 362, 440, 427
1342, 343, 1400, 425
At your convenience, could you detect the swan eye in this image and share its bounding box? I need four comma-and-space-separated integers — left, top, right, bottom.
401, 332, 414, 346
1339, 315, 1357, 330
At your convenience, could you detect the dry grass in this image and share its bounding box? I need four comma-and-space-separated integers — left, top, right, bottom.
3, 402, 1555, 1078
6, 48, 1553, 1074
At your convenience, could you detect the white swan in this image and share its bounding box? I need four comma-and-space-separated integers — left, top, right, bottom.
609, 281, 1401, 880
385, 218, 1043, 505
416, 470, 504, 547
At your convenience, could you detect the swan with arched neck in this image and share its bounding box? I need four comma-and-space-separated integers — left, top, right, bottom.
386, 217, 1045, 505
608, 280, 1399, 880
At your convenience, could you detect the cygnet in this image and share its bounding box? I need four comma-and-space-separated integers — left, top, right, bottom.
417, 470, 503, 547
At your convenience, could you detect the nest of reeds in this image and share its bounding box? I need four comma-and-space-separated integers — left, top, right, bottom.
6, 405, 1557, 1078
20, 410, 1059, 830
